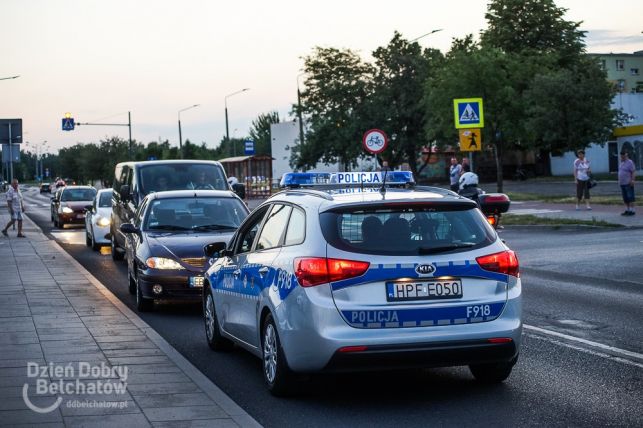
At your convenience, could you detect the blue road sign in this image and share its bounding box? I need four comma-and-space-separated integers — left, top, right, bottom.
62, 117, 75, 131
244, 139, 255, 155
148, 156, 157, 161
453, 98, 484, 128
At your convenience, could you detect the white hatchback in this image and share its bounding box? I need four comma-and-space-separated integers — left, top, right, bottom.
85, 189, 113, 250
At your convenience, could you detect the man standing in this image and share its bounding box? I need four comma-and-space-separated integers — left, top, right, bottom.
2, 179, 26, 237
449, 157, 462, 192
618, 150, 636, 216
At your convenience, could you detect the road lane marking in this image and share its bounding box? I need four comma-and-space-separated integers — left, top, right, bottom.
524, 324, 643, 362
527, 334, 643, 369
509, 208, 563, 215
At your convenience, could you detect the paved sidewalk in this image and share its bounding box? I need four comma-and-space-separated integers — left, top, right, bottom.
0, 208, 260, 428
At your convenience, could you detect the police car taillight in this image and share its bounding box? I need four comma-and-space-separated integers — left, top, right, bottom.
294, 257, 370, 287
476, 250, 519, 277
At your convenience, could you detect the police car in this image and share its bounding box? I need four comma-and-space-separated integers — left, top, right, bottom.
202, 171, 521, 395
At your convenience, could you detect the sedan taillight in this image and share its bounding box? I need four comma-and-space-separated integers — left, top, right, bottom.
294, 257, 370, 287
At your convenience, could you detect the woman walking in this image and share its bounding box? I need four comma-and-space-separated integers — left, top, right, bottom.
573, 150, 592, 210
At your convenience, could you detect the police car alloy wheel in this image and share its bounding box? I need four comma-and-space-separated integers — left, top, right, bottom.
262, 314, 295, 395
204, 290, 233, 351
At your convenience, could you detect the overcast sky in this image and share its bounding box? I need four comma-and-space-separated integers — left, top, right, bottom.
1, 0, 642, 155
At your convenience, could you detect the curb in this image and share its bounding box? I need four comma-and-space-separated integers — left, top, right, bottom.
500, 224, 642, 231
21, 212, 262, 428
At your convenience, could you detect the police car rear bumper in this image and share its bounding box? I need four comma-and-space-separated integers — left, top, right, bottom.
323, 339, 517, 372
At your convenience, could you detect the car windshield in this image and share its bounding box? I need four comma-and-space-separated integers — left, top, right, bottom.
139, 164, 228, 196
98, 191, 113, 207
320, 204, 495, 255
61, 188, 96, 202
144, 197, 248, 231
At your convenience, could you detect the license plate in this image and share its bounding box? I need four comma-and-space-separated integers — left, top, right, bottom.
189, 276, 204, 288
386, 280, 463, 302
76, 214, 85, 219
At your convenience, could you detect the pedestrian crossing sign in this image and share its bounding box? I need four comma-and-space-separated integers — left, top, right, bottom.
459, 129, 482, 151
453, 98, 484, 129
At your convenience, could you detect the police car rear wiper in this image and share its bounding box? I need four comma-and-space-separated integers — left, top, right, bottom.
192, 224, 236, 231
418, 243, 475, 254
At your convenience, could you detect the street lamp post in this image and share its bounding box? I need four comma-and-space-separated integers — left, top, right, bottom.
297, 73, 306, 146
178, 104, 200, 159
410, 28, 443, 43
224, 88, 250, 157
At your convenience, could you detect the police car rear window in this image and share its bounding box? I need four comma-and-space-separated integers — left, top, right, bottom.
319, 205, 495, 255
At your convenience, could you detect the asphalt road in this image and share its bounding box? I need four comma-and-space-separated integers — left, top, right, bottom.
23, 187, 643, 427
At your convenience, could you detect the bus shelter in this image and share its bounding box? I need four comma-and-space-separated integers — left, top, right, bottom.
218, 155, 273, 198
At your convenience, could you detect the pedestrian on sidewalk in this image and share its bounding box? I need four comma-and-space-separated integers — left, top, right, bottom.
618, 150, 636, 216
573, 150, 592, 210
2, 178, 26, 238
449, 157, 462, 191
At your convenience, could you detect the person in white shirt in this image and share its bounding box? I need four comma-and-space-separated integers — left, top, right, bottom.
2, 179, 26, 237
573, 150, 592, 210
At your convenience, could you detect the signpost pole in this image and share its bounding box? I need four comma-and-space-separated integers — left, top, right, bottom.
128, 111, 133, 160
8, 123, 13, 182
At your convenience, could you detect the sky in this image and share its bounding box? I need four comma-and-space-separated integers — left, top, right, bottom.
1, 0, 642, 155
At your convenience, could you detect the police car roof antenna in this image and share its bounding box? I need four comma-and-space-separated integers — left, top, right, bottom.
380, 169, 388, 195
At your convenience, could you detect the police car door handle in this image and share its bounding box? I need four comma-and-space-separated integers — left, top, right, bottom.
233, 269, 241, 277
258, 267, 269, 276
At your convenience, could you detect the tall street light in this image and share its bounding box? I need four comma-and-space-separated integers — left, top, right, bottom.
296, 73, 306, 146
224, 88, 250, 157
410, 28, 443, 43
178, 104, 200, 159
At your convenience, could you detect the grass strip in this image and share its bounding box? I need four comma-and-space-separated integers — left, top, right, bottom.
506, 192, 623, 205
501, 214, 622, 228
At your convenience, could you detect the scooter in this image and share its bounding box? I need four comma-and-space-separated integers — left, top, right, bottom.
458, 173, 510, 229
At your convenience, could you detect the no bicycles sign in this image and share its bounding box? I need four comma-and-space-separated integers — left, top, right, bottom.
362, 129, 388, 154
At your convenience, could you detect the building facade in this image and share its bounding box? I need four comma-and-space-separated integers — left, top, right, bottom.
590, 50, 643, 93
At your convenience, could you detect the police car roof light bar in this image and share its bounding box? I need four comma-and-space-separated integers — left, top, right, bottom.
280, 171, 415, 189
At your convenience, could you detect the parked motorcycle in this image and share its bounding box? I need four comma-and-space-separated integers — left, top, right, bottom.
458, 172, 510, 229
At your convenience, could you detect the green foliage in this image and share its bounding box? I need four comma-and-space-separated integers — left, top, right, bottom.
297, 47, 374, 170
523, 57, 619, 154
481, 0, 586, 63
249, 111, 280, 156
369, 32, 443, 172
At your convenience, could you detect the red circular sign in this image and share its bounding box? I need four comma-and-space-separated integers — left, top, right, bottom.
362, 129, 389, 154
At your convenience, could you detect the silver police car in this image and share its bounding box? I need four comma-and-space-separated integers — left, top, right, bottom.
202, 172, 521, 395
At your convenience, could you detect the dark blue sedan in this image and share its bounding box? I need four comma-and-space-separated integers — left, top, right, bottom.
120, 190, 249, 311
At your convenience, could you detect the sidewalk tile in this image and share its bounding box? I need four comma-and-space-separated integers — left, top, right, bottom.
142, 405, 227, 422
64, 412, 151, 427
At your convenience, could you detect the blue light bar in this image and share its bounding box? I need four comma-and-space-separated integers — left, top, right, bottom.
280, 172, 332, 187
331, 171, 415, 186
280, 171, 415, 188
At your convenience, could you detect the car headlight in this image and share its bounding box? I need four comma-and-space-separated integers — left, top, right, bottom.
62, 206, 73, 214
96, 216, 111, 227
146, 257, 184, 270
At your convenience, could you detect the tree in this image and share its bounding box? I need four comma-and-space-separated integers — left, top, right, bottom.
425, 42, 523, 191
249, 111, 280, 156
523, 57, 620, 155
481, 0, 586, 65
369, 32, 443, 174
297, 47, 374, 170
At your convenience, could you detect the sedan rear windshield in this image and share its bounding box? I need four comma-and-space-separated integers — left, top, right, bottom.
144, 197, 248, 232
319, 204, 495, 255
61, 188, 96, 202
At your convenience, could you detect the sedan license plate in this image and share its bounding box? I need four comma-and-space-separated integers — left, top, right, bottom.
76, 214, 85, 219
386, 280, 463, 302
189, 276, 204, 288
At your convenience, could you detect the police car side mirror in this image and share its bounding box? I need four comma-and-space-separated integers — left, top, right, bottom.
204, 242, 228, 259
